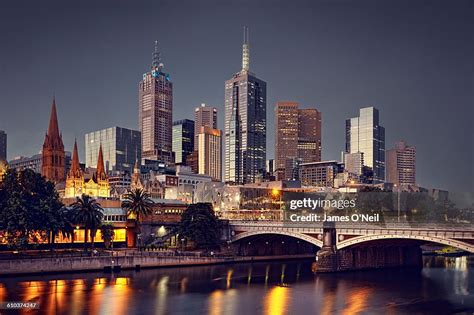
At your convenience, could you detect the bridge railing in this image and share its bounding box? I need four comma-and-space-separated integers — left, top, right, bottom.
227, 220, 474, 231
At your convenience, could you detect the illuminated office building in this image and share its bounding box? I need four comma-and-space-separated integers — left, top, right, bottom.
198, 126, 222, 181
345, 106, 385, 183
172, 119, 194, 165
275, 102, 321, 180
224, 27, 267, 184
139, 41, 173, 164
194, 103, 217, 150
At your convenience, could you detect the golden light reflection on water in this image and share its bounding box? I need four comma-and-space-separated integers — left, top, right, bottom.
45, 280, 67, 314
69, 279, 85, 315
110, 277, 131, 315
0, 283, 6, 302
341, 287, 372, 315
208, 290, 223, 315
21, 281, 44, 302
263, 286, 290, 315
226, 269, 234, 289
89, 278, 107, 315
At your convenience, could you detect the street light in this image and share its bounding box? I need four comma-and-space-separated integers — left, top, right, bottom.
394, 184, 400, 222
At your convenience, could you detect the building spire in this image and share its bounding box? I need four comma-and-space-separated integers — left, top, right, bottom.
96, 144, 106, 180
242, 26, 250, 72
152, 40, 163, 71
69, 138, 82, 178
48, 98, 61, 139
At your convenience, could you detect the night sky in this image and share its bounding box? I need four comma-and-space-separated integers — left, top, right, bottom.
0, 0, 472, 192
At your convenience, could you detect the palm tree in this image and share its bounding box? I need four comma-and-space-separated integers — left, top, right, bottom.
100, 223, 115, 249
121, 188, 154, 246
70, 194, 104, 251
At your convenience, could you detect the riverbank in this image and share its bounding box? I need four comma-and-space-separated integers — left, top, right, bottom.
0, 253, 315, 276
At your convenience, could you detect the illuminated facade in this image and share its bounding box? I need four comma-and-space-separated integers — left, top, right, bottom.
130, 161, 165, 199
194, 103, 217, 150
198, 126, 222, 181
41, 99, 66, 183
224, 27, 267, 184
0, 160, 7, 184
299, 160, 344, 187
65, 140, 110, 198
139, 41, 173, 164
275, 102, 321, 180
345, 107, 385, 183
172, 119, 194, 165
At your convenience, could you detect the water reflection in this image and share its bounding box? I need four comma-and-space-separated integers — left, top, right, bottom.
0, 256, 471, 314
263, 286, 290, 315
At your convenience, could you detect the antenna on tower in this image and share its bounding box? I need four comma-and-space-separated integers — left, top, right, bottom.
152, 40, 162, 70
242, 26, 250, 72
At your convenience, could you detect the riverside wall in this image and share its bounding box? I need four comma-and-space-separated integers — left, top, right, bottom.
0, 254, 314, 276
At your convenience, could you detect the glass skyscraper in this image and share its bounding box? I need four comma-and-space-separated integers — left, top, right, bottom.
172, 119, 195, 165
224, 27, 267, 184
345, 107, 385, 183
85, 126, 141, 175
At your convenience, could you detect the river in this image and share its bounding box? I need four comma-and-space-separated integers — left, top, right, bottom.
0, 256, 472, 314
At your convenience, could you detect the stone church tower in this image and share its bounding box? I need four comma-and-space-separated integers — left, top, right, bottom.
41, 99, 65, 183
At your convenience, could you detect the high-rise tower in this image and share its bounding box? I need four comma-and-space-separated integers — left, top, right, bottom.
224, 27, 267, 184
345, 107, 385, 183
139, 41, 174, 164
42, 99, 66, 183
194, 103, 217, 151
275, 102, 321, 180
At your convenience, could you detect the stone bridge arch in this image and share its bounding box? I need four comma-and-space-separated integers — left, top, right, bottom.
337, 234, 474, 253
232, 230, 323, 248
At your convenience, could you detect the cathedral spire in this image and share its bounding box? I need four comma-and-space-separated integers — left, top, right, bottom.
96, 144, 106, 180
47, 98, 61, 140
69, 138, 82, 178
42, 98, 65, 183
242, 26, 250, 72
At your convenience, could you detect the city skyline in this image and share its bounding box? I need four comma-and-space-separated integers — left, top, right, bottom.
0, 0, 472, 192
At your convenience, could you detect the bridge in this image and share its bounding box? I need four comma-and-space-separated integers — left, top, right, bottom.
225, 220, 474, 272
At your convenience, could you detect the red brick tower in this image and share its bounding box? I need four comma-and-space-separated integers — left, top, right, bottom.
41, 99, 65, 183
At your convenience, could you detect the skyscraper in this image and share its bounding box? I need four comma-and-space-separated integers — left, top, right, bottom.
345, 106, 385, 183
224, 27, 267, 184
198, 126, 222, 181
194, 103, 217, 150
85, 126, 141, 175
275, 102, 321, 180
139, 41, 173, 164
172, 119, 195, 165
42, 99, 66, 183
0, 130, 6, 161
386, 140, 416, 186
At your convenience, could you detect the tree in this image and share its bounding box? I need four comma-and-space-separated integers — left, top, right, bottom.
0, 168, 66, 250
121, 188, 154, 246
100, 223, 115, 249
179, 203, 221, 249
69, 194, 104, 251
